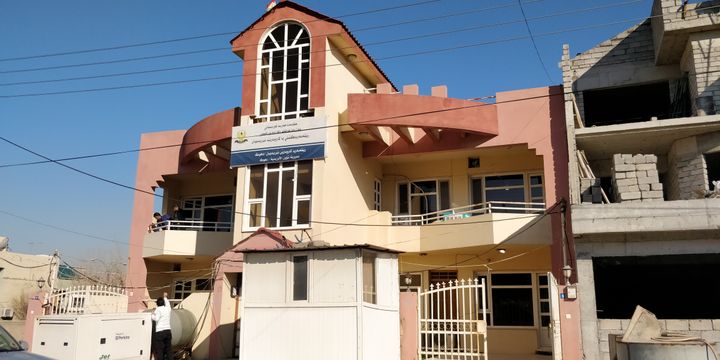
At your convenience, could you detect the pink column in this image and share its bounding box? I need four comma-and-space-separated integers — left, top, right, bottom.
22, 291, 46, 350
399, 292, 419, 360
125, 131, 185, 312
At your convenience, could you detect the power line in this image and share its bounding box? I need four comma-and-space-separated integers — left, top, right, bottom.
0, 255, 54, 269
517, 0, 553, 82
5, 62, 720, 169
0, 0, 642, 88
0, 17, 648, 99
0, 0, 443, 63
0, 0, 639, 82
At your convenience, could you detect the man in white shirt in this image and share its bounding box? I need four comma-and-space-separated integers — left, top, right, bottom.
151, 292, 172, 360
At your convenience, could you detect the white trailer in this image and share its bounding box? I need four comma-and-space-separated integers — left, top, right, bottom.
31, 312, 152, 360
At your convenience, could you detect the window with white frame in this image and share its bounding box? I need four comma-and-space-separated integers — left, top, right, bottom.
363, 252, 377, 304
246, 161, 312, 229
180, 195, 234, 231
256, 22, 311, 123
173, 278, 212, 299
476, 272, 536, 327
397, 179, 450, 216
470, 173, 545, 210
373, 179, 382, 211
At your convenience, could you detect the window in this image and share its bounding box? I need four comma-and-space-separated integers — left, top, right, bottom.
471, 173, 545, 211
363, 252, 377, 304
179, 195, 234, 231
373, 179, 382, 211
485, 174, 525, 204
490, 273, 534, 326
292, 255, 308, 301
397, 179, 450, 216
173, 278, 213, 299
246, 160, 312, 229
256, 22, 311, 123
529, 174, 545, 209
475, 272, 537, 327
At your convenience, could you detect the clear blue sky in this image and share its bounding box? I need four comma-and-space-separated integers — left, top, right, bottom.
0, 0, 653, 262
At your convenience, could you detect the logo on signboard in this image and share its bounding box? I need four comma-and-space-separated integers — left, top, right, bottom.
234, 130, 248, 144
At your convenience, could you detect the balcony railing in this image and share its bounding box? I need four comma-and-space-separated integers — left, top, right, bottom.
390, 201, 545, 226
151, 220, 232, 232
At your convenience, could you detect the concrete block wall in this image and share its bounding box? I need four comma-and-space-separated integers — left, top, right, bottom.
612, 154, 664, 202
666, 133, 720, 199
653, 0, 720, 32
681, 31, 720, 116
564, 21, 656, 121
597, 318, 720, 360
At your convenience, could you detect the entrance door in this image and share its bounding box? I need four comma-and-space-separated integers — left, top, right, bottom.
537, 274, 552, 352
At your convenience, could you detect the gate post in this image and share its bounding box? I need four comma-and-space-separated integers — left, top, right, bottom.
399, 292, 418, 360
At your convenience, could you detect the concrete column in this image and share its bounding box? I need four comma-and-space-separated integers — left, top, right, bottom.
577, 257, 600, 360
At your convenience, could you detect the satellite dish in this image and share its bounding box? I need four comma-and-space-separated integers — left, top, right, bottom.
0, 236, 8, 251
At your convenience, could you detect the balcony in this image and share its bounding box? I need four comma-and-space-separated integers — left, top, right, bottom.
382, 201, 551, 253
390, 201, 544, 226
142, 220, 234, 260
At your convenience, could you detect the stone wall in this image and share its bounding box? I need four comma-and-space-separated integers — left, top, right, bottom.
597, 318, 720, 360
612, 154, 664, 202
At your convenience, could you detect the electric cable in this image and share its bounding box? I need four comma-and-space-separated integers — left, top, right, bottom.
517, 0, 553, 81
0, 0, 444, 63
0, 255, 54, 269
0, 0, 640, 86
0, 17, 677, 99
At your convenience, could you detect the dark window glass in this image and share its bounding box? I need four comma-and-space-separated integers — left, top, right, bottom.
440, 181, 450, 210
280, 170, 294, 227
285, 82, 298, 112
293, 256, 308, 301
195, 278, 211, 291
491, 288, 534, 326
204, 195, 233, 206
485, 174, 524, 188
471, 178, 483, 205
271, 50, 284, 81
287, 48, 299, 79
398, 183, 409, 214
491, 273, 532, 286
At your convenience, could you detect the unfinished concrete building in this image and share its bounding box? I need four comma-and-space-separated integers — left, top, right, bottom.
562, 0, 720, 359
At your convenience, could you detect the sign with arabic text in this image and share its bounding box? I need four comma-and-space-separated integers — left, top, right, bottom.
230, 116, 326, 167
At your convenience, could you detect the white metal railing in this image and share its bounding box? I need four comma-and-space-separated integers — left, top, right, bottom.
419, 278, 488, 360
151, 220, 232, 232
391, 201, 545, 226
46, 285, 127, 315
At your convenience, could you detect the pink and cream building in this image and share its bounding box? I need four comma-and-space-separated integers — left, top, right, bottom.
125, 2, 580, 359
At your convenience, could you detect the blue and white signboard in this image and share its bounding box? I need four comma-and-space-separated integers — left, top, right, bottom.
230, 116, 326, 167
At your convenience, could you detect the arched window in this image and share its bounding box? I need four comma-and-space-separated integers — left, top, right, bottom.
257, 22, 310, 122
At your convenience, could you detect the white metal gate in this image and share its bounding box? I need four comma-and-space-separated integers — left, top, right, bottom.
419, 278, 488, 359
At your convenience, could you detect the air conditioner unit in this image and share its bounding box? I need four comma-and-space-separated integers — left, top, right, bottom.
1, 308, 14, 319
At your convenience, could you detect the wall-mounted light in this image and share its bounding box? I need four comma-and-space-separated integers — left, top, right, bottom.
497, 248, 507, 254
562, 265, 573, 285
347, 53, 358, 61
37, 278, 46, 289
